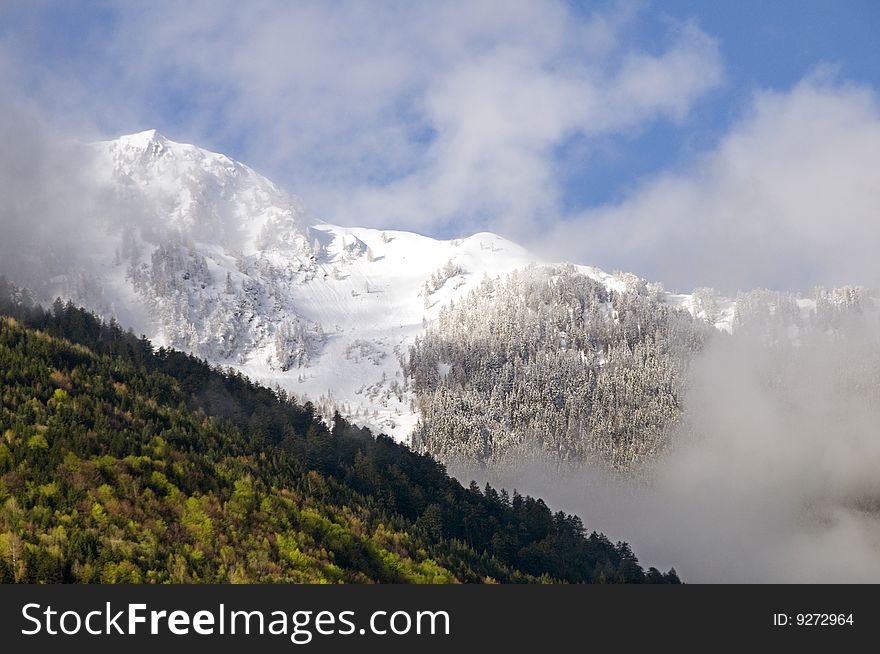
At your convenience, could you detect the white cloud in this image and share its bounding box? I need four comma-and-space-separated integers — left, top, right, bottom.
19, 1, 720, 236
468, 322, 880, 582
346, 18, 721, 236
0, 83, 104, 288
7, 3, 878, 294
542, 73, 880, 291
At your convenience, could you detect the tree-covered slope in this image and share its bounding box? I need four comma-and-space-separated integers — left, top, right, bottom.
0, 280, 679, 583
409, 265, 710, 473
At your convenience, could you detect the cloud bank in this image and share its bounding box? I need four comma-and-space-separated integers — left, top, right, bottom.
1, 0, 723, 242
8, 3, 878, 292
465, 317, 880, 582
541, 74, 880, 292
0, 86, 104, 289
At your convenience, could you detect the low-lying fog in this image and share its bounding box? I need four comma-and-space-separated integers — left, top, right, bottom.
458, 324, 880, 582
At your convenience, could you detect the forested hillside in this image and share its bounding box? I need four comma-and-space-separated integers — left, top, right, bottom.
0, 279, 678, 583
409, 265, 710, 473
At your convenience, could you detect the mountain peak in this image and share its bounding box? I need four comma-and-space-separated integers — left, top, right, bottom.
106, 129, 178, 162
117, 128, 169, 149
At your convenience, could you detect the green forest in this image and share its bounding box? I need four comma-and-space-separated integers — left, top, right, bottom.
0, 279, 679, 584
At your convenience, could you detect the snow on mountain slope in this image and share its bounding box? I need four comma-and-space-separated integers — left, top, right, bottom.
39, 130, 558, 439
19, 130, 847, 443
95, 129, 308, 255
236, 225, 539, 438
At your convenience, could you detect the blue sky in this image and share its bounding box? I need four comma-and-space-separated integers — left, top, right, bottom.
559, 0, 880, 210
2, 1, 879, 291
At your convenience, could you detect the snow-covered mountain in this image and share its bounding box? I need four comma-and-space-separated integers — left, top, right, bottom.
9, 130, 874, 450
19, 130, 556, 438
